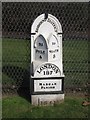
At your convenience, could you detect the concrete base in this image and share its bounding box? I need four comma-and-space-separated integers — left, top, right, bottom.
31, 94, 64, 106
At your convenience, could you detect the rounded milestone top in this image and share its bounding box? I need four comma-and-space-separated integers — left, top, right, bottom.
31, 13, 62, 34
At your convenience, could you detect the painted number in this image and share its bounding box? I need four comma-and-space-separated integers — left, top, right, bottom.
52, 42, 56, 45
43, 71, 53, 75
39, 43, 43, 46
53, 54, 55, 58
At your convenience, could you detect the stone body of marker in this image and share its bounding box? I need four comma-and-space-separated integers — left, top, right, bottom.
30, 13, 65, 105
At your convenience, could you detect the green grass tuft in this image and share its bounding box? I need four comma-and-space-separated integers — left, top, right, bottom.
2, 96, 88, 118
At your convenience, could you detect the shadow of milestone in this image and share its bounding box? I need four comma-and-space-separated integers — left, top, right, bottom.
2, 65, 31, 102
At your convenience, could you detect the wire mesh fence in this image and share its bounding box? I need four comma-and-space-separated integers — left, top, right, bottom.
2, 2, 89, 96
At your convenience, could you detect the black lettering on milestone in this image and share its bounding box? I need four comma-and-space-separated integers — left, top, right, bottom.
48, 63, 52, 69
37, 67, 43, 74
39, 43, 43, 46
57, 49, 59, 52
43, 51, 45, 54
37, 64, 47, 74
43, 64, 48, 69
51, 65, 56, 71
47, 18, 57, 32
37, 63, 60, 74
53, 54, 55, 58
36, 49, 38, 53
40, 67, 43, 72
37, 70, 40, 74
35, 19, 46, 32
55, 69, 59, 73
39, 55, 42, 59
50, 64, 59, 74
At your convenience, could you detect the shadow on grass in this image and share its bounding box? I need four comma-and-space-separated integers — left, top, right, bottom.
2, 65, 31, 102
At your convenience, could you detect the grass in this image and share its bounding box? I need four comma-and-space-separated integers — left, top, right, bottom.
2, 38, 89, 118
2, 38, 30, 68
2, 38, 88, 87
2, 96, 88, 118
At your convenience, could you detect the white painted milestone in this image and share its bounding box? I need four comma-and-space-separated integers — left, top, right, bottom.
31, 13, 65, 105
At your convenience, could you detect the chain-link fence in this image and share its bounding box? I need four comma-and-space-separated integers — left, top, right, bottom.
2, 2, 89, 96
